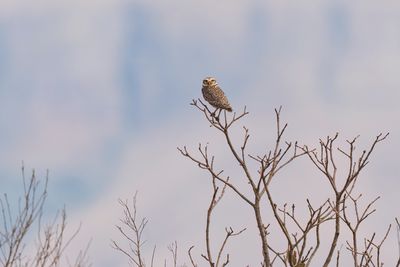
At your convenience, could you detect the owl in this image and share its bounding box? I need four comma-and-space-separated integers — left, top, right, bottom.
201, 77, 232, 112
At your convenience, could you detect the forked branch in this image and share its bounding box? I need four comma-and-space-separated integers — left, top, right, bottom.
112, 193, 148, 267
300, 133, 388, 267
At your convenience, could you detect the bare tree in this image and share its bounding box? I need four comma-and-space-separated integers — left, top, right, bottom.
115, 99, 395, 266
178, 100, 392, 267
179, 100, 315, 267
0, 166, 90, 267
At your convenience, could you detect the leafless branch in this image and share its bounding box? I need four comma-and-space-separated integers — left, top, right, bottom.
299, 133, 388, 267
188, 246, 198, 267
168, 241, 178, 267
0, 166, 89, 267
215, 227, 246, 267
112, 193, 148, 267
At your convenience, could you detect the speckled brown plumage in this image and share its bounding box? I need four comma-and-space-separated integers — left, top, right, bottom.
201, 77, 232, 112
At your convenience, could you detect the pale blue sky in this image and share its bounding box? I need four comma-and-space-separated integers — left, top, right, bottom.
0, 1, 399, 266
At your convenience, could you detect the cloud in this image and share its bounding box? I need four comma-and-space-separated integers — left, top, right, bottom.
0, 0, 124, 174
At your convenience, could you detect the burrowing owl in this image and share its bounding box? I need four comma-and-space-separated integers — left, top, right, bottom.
201, 77, 232, 112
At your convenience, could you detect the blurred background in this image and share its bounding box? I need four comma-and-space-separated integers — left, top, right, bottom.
0, 0, 399, 266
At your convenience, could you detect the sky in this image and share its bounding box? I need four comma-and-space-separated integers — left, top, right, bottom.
0, 0, 399, 266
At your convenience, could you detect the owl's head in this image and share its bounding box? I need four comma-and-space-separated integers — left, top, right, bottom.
202, 77, 218, 87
